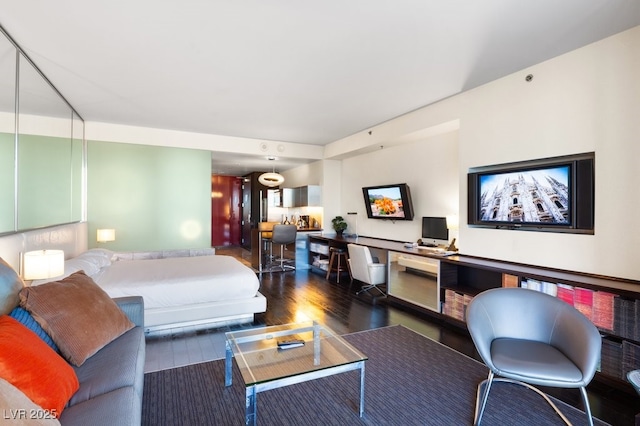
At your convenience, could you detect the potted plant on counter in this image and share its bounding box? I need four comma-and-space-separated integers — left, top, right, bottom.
332, 216, 348, 237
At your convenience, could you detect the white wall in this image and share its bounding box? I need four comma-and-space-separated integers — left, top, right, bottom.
458, 25, 640, 280
341, 132, 459, 242
330, 25, 640, 281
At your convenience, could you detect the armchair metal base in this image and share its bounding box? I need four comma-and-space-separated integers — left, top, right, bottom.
356, 283, 386, 296
474, 371, 593, 426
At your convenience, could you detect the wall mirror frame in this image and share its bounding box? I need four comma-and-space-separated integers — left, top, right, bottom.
0, 24, 85, 235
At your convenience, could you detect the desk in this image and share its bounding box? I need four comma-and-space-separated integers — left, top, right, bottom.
307, 235, 456, 259
308, 235, 451, 311
308, 233, 640, 392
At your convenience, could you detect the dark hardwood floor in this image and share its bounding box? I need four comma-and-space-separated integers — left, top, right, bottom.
218, 247, 639, 426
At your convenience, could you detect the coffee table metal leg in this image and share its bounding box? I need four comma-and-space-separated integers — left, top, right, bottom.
225, 339, 232, 386
359, 362, 365, 417
246, 386, 257, 425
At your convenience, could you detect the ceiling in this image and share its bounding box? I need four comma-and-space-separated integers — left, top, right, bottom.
1, 1, 639, 175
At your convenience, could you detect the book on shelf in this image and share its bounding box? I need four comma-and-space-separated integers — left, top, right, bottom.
523, 278, 541, 292
599, 337, 623, 379
453, 292, 465, 321
462, 294, 473, 322
541, 281, 558, 297
520, 278, 557, 297
556, 284, 575, 306
574, 287, 594, 320
502, 274, 519, 288
592, 291, 615, 332
623, 340, 640, 378
614, 297, 637, 341
442, 289, 472, 322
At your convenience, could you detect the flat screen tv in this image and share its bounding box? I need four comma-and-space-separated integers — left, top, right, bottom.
362, 183, 414, 220
467, 152, 594, 234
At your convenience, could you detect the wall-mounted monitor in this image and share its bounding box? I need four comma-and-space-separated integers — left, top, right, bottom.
362, 183, 414, 220
467, 152, 594, 234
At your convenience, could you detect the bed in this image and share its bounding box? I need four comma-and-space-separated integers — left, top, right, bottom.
0, 223, 265, 334
32, 247, 267, 335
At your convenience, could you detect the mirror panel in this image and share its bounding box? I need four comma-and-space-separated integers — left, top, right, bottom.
17, 53, 74, 230
0, 32, 16, 233
71, 112, 83, 222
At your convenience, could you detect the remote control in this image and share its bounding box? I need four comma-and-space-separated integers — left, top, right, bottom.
277, 339, 305, 349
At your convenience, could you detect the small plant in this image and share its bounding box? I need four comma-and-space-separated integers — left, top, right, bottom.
332, 216, 348, 235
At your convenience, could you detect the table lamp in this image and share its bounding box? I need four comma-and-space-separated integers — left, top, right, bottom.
23, 249, 65, 281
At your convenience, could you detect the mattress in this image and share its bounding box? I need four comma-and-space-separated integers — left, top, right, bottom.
92, 255, 260, 310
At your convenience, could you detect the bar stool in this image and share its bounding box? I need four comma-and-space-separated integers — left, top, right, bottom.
326, 247, 351, 283
258, 221, 278, 264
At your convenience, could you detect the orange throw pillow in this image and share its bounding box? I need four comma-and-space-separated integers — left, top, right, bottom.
0, 316, 79, 418
19, 271, 134, 366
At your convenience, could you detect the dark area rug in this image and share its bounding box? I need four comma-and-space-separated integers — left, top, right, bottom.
143, 325, 607, 425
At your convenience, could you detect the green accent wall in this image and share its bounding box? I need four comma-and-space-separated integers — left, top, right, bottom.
87, 141, 211, 251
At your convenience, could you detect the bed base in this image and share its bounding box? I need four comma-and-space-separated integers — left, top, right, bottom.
143, 292, 267, 336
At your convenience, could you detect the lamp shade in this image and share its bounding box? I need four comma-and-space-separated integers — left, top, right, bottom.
23, 250, 65, 280
258, 172, 285, 187
446, 215, 459, 230
97, 228, 116, 242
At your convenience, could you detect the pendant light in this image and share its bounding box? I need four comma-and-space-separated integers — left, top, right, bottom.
258, 157, 284, 187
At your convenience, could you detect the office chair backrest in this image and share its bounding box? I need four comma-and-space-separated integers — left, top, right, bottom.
348, 244, 384, 284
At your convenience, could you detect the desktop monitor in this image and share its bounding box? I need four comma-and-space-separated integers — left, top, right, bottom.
421, 217, 448, 246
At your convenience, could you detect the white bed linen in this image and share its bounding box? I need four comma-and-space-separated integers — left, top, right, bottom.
92, 255, 260, 310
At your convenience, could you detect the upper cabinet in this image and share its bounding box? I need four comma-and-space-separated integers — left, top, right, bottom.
295, 185, 321, 207
0, 25, 84, 234
271, 186, 322, 208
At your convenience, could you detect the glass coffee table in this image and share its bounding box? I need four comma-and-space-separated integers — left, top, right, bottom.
225, 321, 368, 425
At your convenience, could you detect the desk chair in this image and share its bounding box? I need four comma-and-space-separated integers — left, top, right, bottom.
271, 224, 297, 271
347, 244, 386, 296
467, 287, 601, 426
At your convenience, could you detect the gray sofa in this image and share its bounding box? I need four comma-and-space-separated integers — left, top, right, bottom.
59, 296, 145, 425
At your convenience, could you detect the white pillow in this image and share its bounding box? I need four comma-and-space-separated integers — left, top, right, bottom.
77, 249, 113, 268
30, 249, 113, 286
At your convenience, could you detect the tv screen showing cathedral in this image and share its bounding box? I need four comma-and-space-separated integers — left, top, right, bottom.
479, 165, 570, 224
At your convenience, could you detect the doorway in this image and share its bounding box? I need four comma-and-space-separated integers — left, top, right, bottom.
211, 175, 243, 247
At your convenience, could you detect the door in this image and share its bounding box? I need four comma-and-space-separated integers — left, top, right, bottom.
241, 177, 252, 250
211, 175, 242, 247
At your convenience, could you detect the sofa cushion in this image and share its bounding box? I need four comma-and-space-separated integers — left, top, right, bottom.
9, 307, 58, 352
69, 326, 145, 406
19, 271, 134, 366
0, 316, 79, 418
0, 257, 24, 315
0, 378, 61, 425
59, 386, 141, 426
